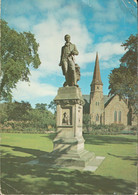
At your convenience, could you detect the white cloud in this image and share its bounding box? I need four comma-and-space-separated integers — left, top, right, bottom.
32, 8, 92, 74
81, 71, 93, 76
101, 35, 117, 42
34, 0, 64, 10
88, 0, 136, 34
8, 16, 31, 31
101, 57, 121, 69
91, 1, 118, 23
3, 0, 33, 16
81, 0, 103, 10
76, 41, 124, 68
95, 42, 125, 61
94, 23, 118, 33
12, 80, 58, 102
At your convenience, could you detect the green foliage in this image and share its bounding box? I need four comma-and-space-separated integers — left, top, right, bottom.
0, 101, 31, 123
0, 20, 41, 101
7, 101, 31, 121
24, 108, 56, 130
0, 102, 56, 132
108, 34, 137, 105
0, 103, 8, 123
48, 101, 57, 113
83, 114, 91, 133
83, 114, 91, 124
83, 123, 126, 135
83, 115, 127, 135
35, 103, 48, 110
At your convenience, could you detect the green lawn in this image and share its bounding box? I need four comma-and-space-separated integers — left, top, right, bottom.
0, 133, 137, 194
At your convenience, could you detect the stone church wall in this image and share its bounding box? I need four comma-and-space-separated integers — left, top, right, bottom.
104, 95, 129, 125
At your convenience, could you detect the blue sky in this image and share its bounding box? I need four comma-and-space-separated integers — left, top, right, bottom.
2, 0, 137, 108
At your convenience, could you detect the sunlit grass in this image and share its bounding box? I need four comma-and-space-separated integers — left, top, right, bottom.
0, 133, 137, 194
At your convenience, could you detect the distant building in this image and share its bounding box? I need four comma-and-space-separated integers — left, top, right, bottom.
83, 53, 137, 126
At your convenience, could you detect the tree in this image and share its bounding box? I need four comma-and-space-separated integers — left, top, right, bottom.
25, 108, 56, 130
108, 34, 137, 105
48, 101, 57, 113
0, 20, 41, 101
83, 114, 91, 133
35, 103, 48, 111
3, 101, 32, 121
0, 101, 32, 123
0, 103, 8, 123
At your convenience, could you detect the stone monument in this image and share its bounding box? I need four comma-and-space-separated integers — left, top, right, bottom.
39, 35, 105, 171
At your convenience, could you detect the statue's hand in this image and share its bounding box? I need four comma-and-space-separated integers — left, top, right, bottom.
70, 51, 75, 55
68, 51, 74, 57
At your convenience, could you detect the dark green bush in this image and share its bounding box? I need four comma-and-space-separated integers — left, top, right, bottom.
83, 123, 125, 135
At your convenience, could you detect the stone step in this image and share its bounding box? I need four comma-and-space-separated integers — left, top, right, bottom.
27, 155, 105, 172
39, 150, 95, 168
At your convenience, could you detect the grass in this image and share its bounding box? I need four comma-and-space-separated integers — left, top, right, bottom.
0, 133, 137, 194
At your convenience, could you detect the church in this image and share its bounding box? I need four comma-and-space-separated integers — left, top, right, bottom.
83, 53, 134, 126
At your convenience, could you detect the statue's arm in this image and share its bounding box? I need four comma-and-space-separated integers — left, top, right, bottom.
59, 47, 63, 66
71, 44, 79, 56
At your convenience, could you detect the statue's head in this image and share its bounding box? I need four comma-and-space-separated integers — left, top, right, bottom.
64, 34, 70, 43
63, 112, 67, 117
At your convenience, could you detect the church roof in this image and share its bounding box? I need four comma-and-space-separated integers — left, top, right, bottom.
82, 95, 90, 103
82, 94, 113, 105
83, 94, 128, 109
104, 95, 114, 107
91, 52, 103, 86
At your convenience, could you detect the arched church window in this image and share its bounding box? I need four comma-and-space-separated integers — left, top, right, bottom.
96, 102, 99, 106
114, 111, 117, 122
97, 86, 99, 89
96, 114, 99, 121
119, 111, 121, 122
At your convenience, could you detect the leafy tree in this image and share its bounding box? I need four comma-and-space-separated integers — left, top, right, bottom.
25, 108, 56, 130
0, 103, 8, 123
35, 103, 48, 111
83, 114, 91, 133
48, 101, 57, 113
5, 101, 32, 121
0, 20, 41, 101
108, 34, 137, 105
0, 101, 56, 131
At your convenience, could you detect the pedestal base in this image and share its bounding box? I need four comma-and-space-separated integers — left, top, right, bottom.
39, 149, 95, 168
27, 151, 105, 172
26, 86, 105, 171
37, 137, 105, 171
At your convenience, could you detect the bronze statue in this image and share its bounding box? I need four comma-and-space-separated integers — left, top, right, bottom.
59, 34, 80, 87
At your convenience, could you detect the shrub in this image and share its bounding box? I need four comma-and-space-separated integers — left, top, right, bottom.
83, 123, 125, 135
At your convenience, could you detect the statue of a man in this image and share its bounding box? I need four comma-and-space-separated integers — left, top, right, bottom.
59, 34, 79, 87
62, 112, 70, 125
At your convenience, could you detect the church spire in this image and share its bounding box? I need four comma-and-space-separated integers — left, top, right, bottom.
91, 52, 103, 86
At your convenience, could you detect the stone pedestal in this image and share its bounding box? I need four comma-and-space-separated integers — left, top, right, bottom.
54, 87, 85, 152
38, 86, 105, 170
50, 86, 94, 167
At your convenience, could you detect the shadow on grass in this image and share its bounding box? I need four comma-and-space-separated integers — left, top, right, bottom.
108, 153, 137, 166
1, 144, 136, 194
0, 144, 46, 157
83, 134, 137, 145
42, 133, 137, 146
